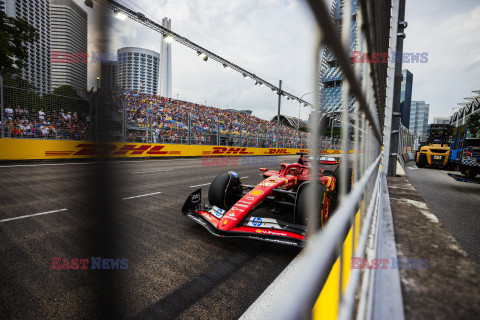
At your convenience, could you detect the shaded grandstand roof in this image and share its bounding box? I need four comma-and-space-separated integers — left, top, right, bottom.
270, 115, 308, 130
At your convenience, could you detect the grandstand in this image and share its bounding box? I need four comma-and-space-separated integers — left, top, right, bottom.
1, 89, 309, 148
111, 90, 309, 147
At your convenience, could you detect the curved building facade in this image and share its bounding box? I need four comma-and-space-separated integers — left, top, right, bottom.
117, 47, 159, 95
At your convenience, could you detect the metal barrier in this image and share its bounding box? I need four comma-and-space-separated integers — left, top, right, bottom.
272, 0, 403, 319
398, 124, 419, 164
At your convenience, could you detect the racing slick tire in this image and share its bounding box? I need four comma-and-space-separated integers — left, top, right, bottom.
334, 167, 353, 194
296, 183, 330, 229
208, 172, 242, 210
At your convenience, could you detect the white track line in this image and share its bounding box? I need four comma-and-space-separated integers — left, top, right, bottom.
190, 176, 249, 188
122, 191, 162, 200
190, 183, 211, 188
0, 208, 68, 223
131, 169, 173, 174
0, 158, 198, 168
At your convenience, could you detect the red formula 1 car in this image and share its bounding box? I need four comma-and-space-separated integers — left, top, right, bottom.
182, 154, 351, 247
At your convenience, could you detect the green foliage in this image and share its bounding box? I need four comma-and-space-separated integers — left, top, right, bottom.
469, 113, 480, 138
0, 10, 39, 72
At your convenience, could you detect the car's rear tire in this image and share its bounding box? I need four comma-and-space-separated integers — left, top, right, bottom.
334, 167, 353, 194
208, 172, 242, 210
296, 183, 330, 229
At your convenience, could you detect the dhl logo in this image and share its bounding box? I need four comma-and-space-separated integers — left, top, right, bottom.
45, 144, 181, 156
264, 148, 290, 154
202, 147, 254, 155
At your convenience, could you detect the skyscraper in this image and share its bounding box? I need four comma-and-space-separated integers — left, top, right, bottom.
50, 0, 88, 92
320, 0, 359, 112
159, 17, 172, 98
117, 47, 159, 95
410, 101, 430, 141
400, 69, 413, 128
3, 0, 51, 93
101, 60, 118, 92
0, 0, 15, 16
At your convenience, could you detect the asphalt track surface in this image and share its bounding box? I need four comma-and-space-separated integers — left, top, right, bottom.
404, 161, 480, 266
0, 155, 302, 320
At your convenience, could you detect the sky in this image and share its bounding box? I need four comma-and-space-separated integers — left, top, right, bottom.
75, 0, 480, 123
403, 0, 480, 122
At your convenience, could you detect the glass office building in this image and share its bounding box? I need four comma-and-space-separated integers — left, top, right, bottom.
410, 101, 430, 141
320, 0, 359, 112
400, 69, 413, 129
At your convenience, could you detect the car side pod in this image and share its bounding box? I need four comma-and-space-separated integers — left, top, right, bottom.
182, 189, 202, 215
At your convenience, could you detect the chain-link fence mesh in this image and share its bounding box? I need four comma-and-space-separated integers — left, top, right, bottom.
1, 70, 92, 140
1, 72, 315, 148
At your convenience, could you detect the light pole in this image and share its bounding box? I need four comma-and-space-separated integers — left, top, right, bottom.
96, 76, 100, 92
299, 92, 314, 148
276, 80, 282, 148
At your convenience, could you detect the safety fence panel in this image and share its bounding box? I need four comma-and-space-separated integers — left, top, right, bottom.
0, 71, 93, 141
271, 0, 399, 319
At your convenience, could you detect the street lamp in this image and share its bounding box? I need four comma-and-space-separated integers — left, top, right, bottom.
163, 34, 174, 43
96, 76, 100, 91
197, 51, 208, 61
114, 10, 128, 20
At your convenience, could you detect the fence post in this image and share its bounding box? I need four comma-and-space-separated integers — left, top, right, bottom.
188, 114, 191, 145
257, 125, 259, 147
122, 99, 126, 142
0, 73, 4, 139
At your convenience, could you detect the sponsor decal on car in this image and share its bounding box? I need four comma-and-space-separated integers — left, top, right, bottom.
250, 190, 263, 196
255, 229, 287, 236
209, 206, 225, 219
252, 217, 263, 227
263, 180, 277, 186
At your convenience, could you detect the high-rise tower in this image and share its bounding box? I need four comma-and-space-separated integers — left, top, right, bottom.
117, 47, 159, 95
50, 0, 88, 91
320, 0, 359, 112
159, 17, 172, 98
3, 0, 51, 93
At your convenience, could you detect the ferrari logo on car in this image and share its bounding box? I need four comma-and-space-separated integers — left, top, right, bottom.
250, 190, 263, 196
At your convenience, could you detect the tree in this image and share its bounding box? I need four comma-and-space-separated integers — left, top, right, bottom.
52, 85, 79, 98
0, 10, 39, 72
469, 113, 480, 138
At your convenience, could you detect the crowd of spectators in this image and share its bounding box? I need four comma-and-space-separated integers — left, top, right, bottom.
1, 105, 90, 140
113, 90, 309, 147
1, 90, 309, 147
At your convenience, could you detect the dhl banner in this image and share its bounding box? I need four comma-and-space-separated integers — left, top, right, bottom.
0, 138, 352, 160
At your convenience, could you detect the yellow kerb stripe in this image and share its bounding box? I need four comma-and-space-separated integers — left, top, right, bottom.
312, 209, 361, 320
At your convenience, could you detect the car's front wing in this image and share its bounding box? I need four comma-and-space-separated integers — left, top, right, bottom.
182, 189, 307, 247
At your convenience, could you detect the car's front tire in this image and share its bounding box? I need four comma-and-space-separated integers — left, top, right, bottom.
296, 183, 330, 229
208, 172, 242, 210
